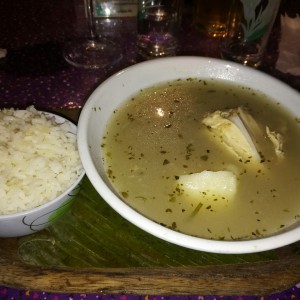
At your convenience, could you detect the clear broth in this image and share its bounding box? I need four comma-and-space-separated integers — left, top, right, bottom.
102, 78, 300, 240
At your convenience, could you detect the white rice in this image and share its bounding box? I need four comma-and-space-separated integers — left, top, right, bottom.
0, 106, 83, 215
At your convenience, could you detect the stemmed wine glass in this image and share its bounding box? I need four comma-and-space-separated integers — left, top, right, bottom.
63, 0, 122, 69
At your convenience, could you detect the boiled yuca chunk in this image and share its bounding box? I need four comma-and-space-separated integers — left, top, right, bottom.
178, 170, 237, 201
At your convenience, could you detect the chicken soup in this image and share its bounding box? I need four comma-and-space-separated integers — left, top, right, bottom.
101, 78, 300, 240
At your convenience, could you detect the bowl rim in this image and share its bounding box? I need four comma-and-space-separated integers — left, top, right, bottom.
77, 56, 300, 254
0, 111, 85, 220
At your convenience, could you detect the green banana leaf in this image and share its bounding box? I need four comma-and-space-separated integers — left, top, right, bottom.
18, 176, 278, 268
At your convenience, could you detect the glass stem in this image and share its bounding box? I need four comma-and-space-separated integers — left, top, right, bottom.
86, 0, 97, 40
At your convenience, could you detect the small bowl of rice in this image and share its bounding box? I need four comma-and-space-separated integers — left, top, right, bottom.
0, 106, 85, 238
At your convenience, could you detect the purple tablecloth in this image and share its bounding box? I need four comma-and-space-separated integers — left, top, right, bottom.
1, 285, 300, 300
0, 0, 299, 110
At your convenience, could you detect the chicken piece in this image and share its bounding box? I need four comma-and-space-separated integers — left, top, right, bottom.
202, 107, 284, 163
266, 126, 284, 158
202, 109, 260, 162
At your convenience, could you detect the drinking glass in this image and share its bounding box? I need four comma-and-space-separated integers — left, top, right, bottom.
221, 0, 281, 67
137, 0, 182, 59
63, 0, 122, 69
193, 0, 232, 38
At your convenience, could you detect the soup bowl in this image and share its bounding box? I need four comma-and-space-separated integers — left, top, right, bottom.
77, 56, 300, 254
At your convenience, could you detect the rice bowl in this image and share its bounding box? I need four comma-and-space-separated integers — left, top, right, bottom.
0, 107, 85, 237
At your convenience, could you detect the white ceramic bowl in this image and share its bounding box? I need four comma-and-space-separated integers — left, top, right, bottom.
0, 112, 85, 238
77, 56, 300, 254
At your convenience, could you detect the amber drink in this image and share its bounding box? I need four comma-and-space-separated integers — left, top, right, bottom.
193, 0, 232, 37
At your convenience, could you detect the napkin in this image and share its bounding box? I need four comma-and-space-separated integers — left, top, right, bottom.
0, 48, 7, 59
276, 14, 300, 75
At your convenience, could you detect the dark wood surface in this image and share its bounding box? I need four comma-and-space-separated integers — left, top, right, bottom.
1, 236, 300, 295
